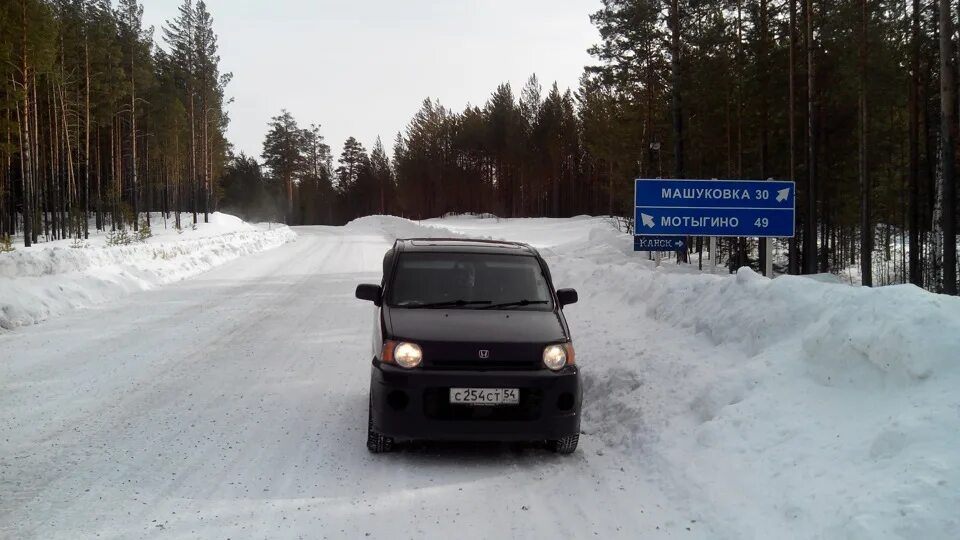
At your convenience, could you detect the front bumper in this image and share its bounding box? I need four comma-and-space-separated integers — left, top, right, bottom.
369, 361, 582, 441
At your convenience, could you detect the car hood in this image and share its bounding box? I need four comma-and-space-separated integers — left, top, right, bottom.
385, 307, 567, 344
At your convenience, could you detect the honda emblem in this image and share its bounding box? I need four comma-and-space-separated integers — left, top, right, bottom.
478, 349, 490, 359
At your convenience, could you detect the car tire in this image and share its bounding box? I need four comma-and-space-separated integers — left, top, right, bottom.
549, 434, 579, 454
367, 408, 394, 453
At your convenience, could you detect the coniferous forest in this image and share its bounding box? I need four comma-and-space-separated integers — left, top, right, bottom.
1, 0, 958, 294
0, 0, 227, 243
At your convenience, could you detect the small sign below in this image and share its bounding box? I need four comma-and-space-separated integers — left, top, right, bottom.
634, 235, 687, 252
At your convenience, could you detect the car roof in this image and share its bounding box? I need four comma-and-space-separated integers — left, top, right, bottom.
395, 238, 539, 256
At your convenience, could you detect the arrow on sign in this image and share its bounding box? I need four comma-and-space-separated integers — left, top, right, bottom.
776, 188, 791, 202
640, 213, 655, 228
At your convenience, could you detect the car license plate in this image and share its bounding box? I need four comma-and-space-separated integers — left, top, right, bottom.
450, 388, 519, 406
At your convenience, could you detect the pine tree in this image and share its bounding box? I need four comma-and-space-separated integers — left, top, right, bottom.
192, 0, 225, 223
163, 0, 198, 223
261, 110, 303, 224
335, 137, 366, 190
299, 124, 333, 223
369, 137, 392, 215
116, 0, 152, 231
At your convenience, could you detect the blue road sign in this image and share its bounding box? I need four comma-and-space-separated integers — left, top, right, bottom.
634, 178, 796, 239
634, 235, 687, 251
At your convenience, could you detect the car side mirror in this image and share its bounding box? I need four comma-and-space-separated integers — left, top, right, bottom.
356, 284, 383, 305
556, 288, 578, 307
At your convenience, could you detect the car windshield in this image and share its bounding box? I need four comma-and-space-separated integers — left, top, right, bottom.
388, 252, 553, 310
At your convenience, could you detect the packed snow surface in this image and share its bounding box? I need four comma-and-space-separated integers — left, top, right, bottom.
0, 213, 295, 329
2, 214, 958, 539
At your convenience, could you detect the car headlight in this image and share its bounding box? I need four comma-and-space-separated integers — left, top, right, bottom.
543, 343, 572, 371
393, 341, 423, 369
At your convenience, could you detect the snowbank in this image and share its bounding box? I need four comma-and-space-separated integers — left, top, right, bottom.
427, 214, 960, 539
345, 215, 468, 241
423, 214, 601, 249
0, 213, 295, 329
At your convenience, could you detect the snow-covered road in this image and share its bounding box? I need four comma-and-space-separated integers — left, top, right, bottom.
1, 224, 700, 539
3, 216, 958, 539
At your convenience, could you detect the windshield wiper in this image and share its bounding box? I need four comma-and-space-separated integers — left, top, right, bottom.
399, 299, 492, 309
481, 299, 549, 309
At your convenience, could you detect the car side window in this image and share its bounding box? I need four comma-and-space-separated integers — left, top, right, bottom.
381, 247, 395, 287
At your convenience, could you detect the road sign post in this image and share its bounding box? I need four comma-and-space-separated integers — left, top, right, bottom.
764, 240, 773, 277
633, 179, 796, 269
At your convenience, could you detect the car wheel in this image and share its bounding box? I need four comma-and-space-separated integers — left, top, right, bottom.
367, 408, 394, 453
549, 434, 579, 454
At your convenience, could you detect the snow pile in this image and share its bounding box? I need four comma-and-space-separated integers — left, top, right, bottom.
0, 213, 295, 329
428, 215, 960, 539
345, 215, 472, 242
644, 268, 957, 382
424, 214, 601, 249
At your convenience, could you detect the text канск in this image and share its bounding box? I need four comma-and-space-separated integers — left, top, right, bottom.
633, 235, 687, 251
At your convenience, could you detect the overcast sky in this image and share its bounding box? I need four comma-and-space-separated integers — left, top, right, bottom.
142, 0, 599, 160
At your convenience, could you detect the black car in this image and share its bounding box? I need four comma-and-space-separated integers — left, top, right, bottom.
355, 238, 582, 454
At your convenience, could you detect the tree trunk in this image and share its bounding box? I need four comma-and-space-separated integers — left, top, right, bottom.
670, 0, 687, 262
110, 120, 116, 231
859, 0, 873, 286
607, 160, 613, 216
788, 0, 800, 274
84, 13, 91, 239
287, 173, 293, 224
59, 84, 75, 238
190, 93, 197, 224
670, 0, 683, 181
16, 101, 27, 243
758, 0, 770, 275
203, 101, 210, 223
175, 129, 182, 229
50, 81, 59, 240
803, 0, 818, 274
131, 56, 139, 232
31, 72, 41, 244
19, 2, 33, 247
96, 128, 102, 231
908, 0, 922, 285
3, 108, 9, 236
733, 0, 747, 269
941, 0, 958, 294
145, 138, 151, 227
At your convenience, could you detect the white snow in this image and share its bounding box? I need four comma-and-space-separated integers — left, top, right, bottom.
1, 214, 958, 539
0, 212, 295, 329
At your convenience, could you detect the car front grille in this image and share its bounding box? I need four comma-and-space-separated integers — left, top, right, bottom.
419, 342, 546, 371
427, 359, 542, 371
